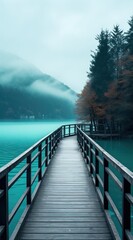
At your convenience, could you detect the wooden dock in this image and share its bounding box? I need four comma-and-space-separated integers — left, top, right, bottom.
19, 137, 113, 240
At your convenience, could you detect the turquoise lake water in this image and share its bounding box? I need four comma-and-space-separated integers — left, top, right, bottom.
0, 120, 75, 236
0, 121, 133, 238
0, 121, 75, 167
97, 138, 133, 171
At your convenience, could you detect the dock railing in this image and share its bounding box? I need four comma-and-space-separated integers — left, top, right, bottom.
0, 124, 81, 240
0, 123, 132, 240
77, 126, 133, 240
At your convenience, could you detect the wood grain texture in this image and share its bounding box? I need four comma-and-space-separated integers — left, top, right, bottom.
19, 137, 113, 240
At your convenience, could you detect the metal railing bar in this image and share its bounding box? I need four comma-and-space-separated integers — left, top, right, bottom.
86, 156, 90, 164
104, 210, 121, 240
91, 163, 96, 173
0, 127, 62, 179
0, 189, 4, 198
105, 167, 122, 190
96, 174, 104, 188
41, 144, 47, 151
91, 148, 95, 155
41, 157, 47, 167
96, 187, 103, 204
97, 155, 103, 165
125, 230, 133, 240
10, 206, 30, 240
31, 169, 40, 186
126, 193, 133, 205
76, 127, 133, 184
31, 152, 40, 164
0, 225, 5, 237
8, 164, 29, 189
31, 182, 41, 202
9, 187, 29, 224
105, 192, 122, 225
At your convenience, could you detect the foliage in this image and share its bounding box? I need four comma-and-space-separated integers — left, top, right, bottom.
76, 16, 133, 134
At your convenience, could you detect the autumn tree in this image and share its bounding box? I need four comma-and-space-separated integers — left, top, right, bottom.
77, 16, 133, 134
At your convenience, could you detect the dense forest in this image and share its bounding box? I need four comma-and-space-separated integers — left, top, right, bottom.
0, 84, 75, 120
76, 16, 133, 134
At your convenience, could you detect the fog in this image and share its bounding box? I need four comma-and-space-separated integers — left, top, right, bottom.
0, 51, 76, 102
0, 0, 132, 92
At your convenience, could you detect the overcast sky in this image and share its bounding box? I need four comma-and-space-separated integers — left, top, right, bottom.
0, 0, 132, 92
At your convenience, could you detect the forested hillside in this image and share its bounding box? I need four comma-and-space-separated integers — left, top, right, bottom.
0, 52, 76, 120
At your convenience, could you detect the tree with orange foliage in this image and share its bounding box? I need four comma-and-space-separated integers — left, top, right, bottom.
77, 16, 133, 134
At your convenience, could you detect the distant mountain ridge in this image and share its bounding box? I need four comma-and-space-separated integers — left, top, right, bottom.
0, 51, 77, 119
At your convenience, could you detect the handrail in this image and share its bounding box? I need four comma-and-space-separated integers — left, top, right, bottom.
0, 123, 132, 240
0, 124, 78, 240
77, 126, 133, 240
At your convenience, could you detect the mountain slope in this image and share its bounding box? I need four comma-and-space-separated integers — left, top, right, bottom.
0, 52, 77, 119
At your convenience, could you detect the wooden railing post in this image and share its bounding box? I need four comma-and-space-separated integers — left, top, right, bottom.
0, 174, 9, 240
49, 135, 52, 160
74, 124, 76, 135
104, 158, 109, 210
81, 134, 83, 152
51, 134, 54, 156
60, 127, 62, 140
63, 126, 65, 137
122, 178, 131, 240
69, 125, 70, 136
55, 131, 58, 148
89, 142, 93, 175
27, 154, 31, 205
45, 138, 48, 167
95, 149, 99, 187
84, 137, 87, 159
86, 139, 89, 164
38, 143, 42, 181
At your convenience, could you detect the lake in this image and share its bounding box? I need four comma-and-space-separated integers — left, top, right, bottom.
0, 120, 76, 236
0, 121, 133, 237
0, 121, 75, 167
97, 138, 133, 171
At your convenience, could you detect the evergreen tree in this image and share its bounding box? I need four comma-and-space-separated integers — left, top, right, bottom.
77, 16, 133, 134
110, 25, 125, 80
125, 16, 133, 54
89, 30, 113, 99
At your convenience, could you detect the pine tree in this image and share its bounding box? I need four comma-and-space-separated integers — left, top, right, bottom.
125, 16, 133, 54
89, 30, 113, 99
110, 25, 125, 80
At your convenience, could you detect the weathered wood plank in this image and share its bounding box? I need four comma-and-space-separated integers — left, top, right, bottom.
23, 222, 108, 228
25, 217, 107, 222
21, 227, 110, 234
20, 233, 112, 240
19, 137, 113, 240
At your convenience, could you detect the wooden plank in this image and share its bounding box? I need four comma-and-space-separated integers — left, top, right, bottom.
21, 227, 110, 234
25, 217, 107, 222
20, 233, 113, 240
19, 137, 113, 240
23, 222, 108, 228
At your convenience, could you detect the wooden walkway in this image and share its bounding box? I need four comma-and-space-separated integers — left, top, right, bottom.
19, 136, 113, 240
